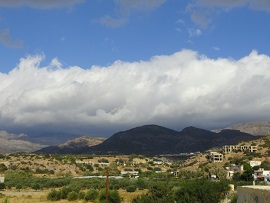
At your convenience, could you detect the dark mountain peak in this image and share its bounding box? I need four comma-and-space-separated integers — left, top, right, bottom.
111, 124, 179, 139
180, 126, 213, 136
181, 126, 201, 132
127, 124, 176, 132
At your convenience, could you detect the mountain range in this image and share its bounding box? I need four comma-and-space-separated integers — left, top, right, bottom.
2, 120, 270, 155
37, 124, 259, 155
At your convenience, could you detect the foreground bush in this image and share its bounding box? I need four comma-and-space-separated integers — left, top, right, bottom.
132, 179, 230, 203
47, 189, 61, 201
99, 189, 121, 203
84, 189, 99, 201
126, 185, 137, 192
67, 191, 78, 201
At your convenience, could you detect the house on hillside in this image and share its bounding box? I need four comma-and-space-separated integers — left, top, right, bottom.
250, 160, 261, 168
226, 164, 244, 179
223, 145, 257, 154
0, 174, 4, 183
253, 168, 270, 182
208, 152, 223, 163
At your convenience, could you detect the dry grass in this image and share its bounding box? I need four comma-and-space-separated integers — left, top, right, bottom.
0, 188, 147, 203
0, 189, 83, 203
119, 189, 147, 203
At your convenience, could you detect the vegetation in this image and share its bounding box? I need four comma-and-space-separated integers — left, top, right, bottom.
3, 134, 270, 203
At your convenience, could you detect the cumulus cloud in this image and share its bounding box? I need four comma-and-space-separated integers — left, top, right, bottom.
115, 0, 166, 14
95, 15, 127, 28
96, 0, 166, 27
0, 29, 23, 48
0, 0, 84, 9
188, 28, 202, 37
1, 50, 270, 136
188, 0, 270, 27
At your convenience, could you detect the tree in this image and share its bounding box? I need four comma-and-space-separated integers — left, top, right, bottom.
47, 189, 61, 201
67, 191, 78, 201
132, 181, 174, 203
60, 186, 72, 199
0, 183, 5, 190
173, 179, 230, 203
261, 161, 270, 170
136, 178, 147, 190
32, 183, 41, 191
239, 163, 254, 181
126, 185, 136, 192
16, 184, 22, 191
84, 189, 98, 201
78, 191, 85, 200
0, 163, 7, 173
99, 189, 121, 203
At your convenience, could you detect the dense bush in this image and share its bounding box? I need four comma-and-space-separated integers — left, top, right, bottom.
84, 189, 99, 201
47, 189, 61, 201
126, 185, 136, 192
0, 183, 5, 190
78, 191, 85, 200
60, 186, 72, 199
99, 189, 121, 203
67, 191, 78, 201
132, 179, 230, 203
173, 179, 230, 203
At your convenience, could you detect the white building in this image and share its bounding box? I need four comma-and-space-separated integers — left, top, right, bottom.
250, 160, 261, 168
209, 152, 223, 163
0, 174, 4, 183
223, 145, 257, 154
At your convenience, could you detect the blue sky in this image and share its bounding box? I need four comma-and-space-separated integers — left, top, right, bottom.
0, 0, 270, 137
1, 0, 269, 71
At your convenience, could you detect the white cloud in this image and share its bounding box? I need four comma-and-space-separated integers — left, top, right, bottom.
96, 0, 166, 27
95, 16, 127, 28
0, 29, 23, 48
188, 0, 270, 27
115, 0, 166, 14
1, 50, 270, 135
0, 0, 84, 9
188, 28, 202, 37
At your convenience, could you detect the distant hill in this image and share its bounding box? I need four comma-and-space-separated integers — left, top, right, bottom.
214, 121, 270, 136
22, 132, 81, 146
37, 124, 259, 155
36, 136, 106, 154
0, 131, 47, 153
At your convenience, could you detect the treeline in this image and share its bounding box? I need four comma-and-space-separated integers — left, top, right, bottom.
132, 179, 230, 203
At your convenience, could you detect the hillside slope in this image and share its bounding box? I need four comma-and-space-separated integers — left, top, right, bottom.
224, 121, 270, 136
0, 131, 47, 153
36, 136, 106, 154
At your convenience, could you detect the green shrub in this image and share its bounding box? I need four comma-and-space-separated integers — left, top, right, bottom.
47, 189, 61, 201
0, 183, 5, 190
99, 189, 121, 203
85, 189, 98, 201
113, 184, 120, 190
67, 191, 78, 201
78, 191, 85, 200
60, 186, 72, 199
126, 185, 136, 192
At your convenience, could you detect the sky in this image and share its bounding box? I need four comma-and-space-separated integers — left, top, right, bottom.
0, 0, 270, 137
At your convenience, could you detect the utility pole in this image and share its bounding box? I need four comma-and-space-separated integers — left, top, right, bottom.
106, 169, 109, 203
